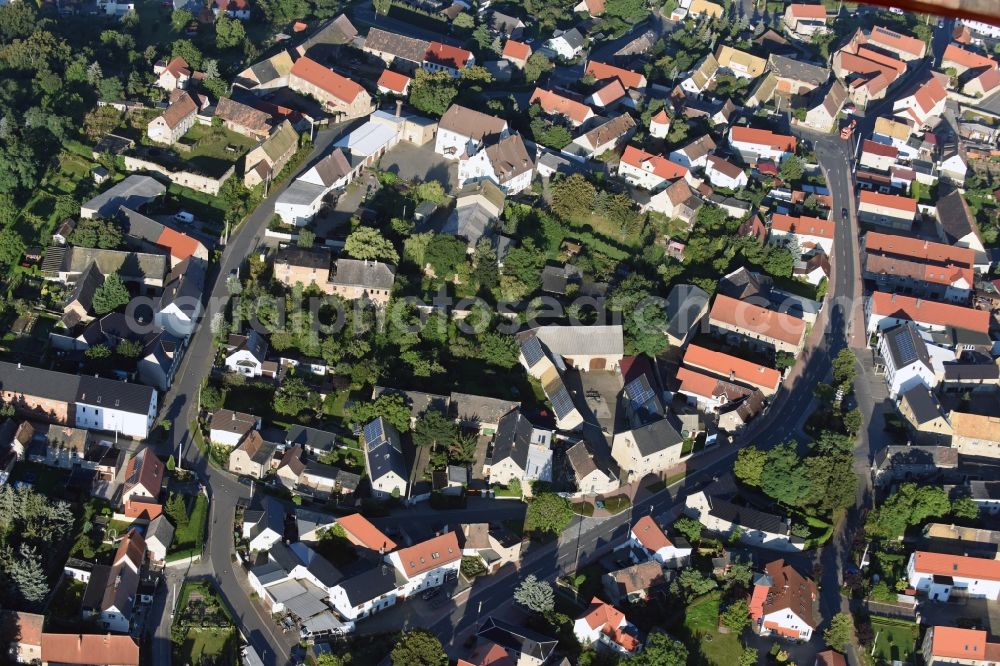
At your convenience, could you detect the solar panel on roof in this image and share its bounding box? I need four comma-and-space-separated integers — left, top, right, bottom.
550, 386, 576, 420
521, 336, 545, 367
624, 376, 655, 410
124, 449, 145, 487
363, 419, 385, 450
893, 329, 917, 365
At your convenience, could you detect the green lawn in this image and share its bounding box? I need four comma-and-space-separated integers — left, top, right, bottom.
684, 592, 745, 666
178, 124, 257, 176
870, 617, 920, 665
169, 494, 208, 557
166, 182, 229, 226
173, 581, 237, 665
174, 628, 237, 664
566, 564, 605, 604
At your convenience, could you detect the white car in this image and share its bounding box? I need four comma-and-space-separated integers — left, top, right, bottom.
173, 211, 194, 223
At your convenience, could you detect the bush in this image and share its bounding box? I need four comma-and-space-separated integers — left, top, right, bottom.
602, 495, 631, 514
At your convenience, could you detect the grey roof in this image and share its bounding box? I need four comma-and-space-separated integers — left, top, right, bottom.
970, 481, 1000, 501
540, 264, 581, 295
768, 54, 829, 87
63, 247, 168, 284
303, 461, 360, 491
623, 374, 665, 423
477, 617, 557, 662
286, 425, 338, 453
624, 417, 682, 456
119, 207, 165, 245
943, 361, 1000, 381
566, 440, 616, 482
210, 409, 258, 438
309, 149, 352, 187
276, 179, 326, 207
250, 560, 288, 586
450, 392, 519, 425
294, 507, 335, 537
883, 323, 931, 371
362, 417, 408, 482
664, 284, 709, 341
899, 385, 944, 425
0, 362, 81, 405
299, 14, 358, 51
335, 563, 398, 606
363, 27, 429, 64
67, 262, 105, 311
553, 28, 584, 50
269, 541, 301, 573
492, 410, 537, 471
331, 258, 395, 290
146, 514, 175, 549
875, 444, 957, 470
276, 245, 331, 270
372, 386, 450, 418
706, 495, 788, 535
290, 542, 342, 587
228, 330, 269, 364
490, 11, 524, 37
81, 175, 166, 218
531, 324, 624, 358
159, 257, 206, 312
936, 188, 979, 244
442, 203, 496, 249
248, 496, 287, 542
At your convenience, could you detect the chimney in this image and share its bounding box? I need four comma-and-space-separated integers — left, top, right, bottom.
395, 99, 403, 117
17, 362, 20, 369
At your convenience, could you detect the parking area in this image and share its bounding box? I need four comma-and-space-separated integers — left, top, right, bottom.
563, 370, 624, 461
378, 142, 457, 192
313, 171, 381, 239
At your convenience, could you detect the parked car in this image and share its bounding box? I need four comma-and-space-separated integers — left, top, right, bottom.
421, 587, 441, 601
174, 211, 194, 223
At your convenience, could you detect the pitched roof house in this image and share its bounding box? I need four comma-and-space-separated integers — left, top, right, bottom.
362, 417, 409, 498
709, 294, 807, 353
288, 57, 372, 119
529, 88, 594, 126
573, 598, 641, 654
749, 559, 817, 640
682, 344, 782, 395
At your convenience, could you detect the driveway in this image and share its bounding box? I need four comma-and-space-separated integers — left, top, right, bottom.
378, 142, 457, 191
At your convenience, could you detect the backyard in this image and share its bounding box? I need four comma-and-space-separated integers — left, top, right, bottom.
176, 124, 257, 176
167, 493, 209, 561
172, 581, 238, 665
868, 617, 920, 665
684, 591, 744, 666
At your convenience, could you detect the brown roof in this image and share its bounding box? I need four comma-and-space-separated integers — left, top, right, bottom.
606, 560, 664, 593
114, 528, 146, 570
216, 97, 271, 135
483, 134, 534, 182
234, 431, 274, 465
439, 104, 507, 141
706, 155, 743, 179
364, 27, 430, 64
278, 444, 305, 476
123, 447, 162, 498
160, 92, 197, 130
41, 634, 140, 665
631, 515, 672, 552
209, 409, 258, 438
337, 513, 397, 552
816, 650, 847, 666
3, 611, 43, 647
709, 294, 806, 346
576, 112, 636, 150
756, 559, 817, 628
951, 411, 1000, 442
162, 56, 191, 78
393, 531, 461, 577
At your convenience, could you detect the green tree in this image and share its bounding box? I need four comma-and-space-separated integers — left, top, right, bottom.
739, 648, 759, 666
513, 574, 555, 613
675, 569, 716, 597
0, 228, 25, 266
763, 246, 794, 277
550, 173, 597, 219
409, 69, 458, 117
524, 492, 573, 535
779, 155, 804, 183
170, 8, 192, 31
166, 455, 176, 471
628, 632, 688, 666
424, 234, 467, 279
843, 408, 863, 434
115, 338, 143, 358
734, 446, 766, 487
201, 385, 227, 410
530, 117, 573, 149
373, 0, 390, 15
215, 16, 246, 49
720, 599, 750, 633
865, 483, 952, 540
479, 332, 518, 368
824, 613, 854, 651
166, 493, 189, 531
171, 39, 202, 69
344, 227, 399, 264
452, 11, 474, 28
760, 442, 811, 509
348, 393, 412, 433
413, 410, 458, 448
524, 51, 553, 83
604, 0, 649, 20
951, 496, 980, 521
672, 516, 702, 542
274, 377, 321, 416
85, 344, 111, 360
390, 629, 448, 666
297, 228, 316, 248
832, 348, 857, 387
92, 273, 131, 314
413, 180, 447, 205
9, 544, 49, 605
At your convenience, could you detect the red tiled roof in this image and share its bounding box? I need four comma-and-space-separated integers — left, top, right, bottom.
457, 643, 515, 666
124, 448, 163, 498
162, 56, 190, 78
377, 69, 411, 93
585, 0, 605, 14
157, 227, 201, 262
973, 67, 1000, 93
912, 76, 947, 114
592, 79, 626, 106
9, 612, 43, 646
580, 597, 625, 630
865, 232, 974, 287
942, 44, 998, 71
912, 551, 1000, 581
730, 127, 796, 152
425, 41, 473, 69
859, 189, 917, 213
215, 0, 248, 10
869, 291, 990, 334
502, 39, 531, 62
393, 531, 461, 578
41, 634, 140, 665
620, 145, 688, 180
530, 88, 593, 124
756, 559, 817, 628
123, 497, 163, 521
816, 650, 848, 666
650, 109, 670, 126
709, 294, 807, 346
770, 213, 834, 239
683, 344, 781, 390
115, 528, 146, 570
585, 60, 645, 89
787, 3, 827, 18
632, 515, 672, 552
290, 56, 365, 104
336, 513, 397, 552
929, 626, 988, 660
869, 25, 925, 58
862, 139, 898, 158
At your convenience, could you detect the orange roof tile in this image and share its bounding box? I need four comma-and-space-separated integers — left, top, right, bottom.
856, 46, 908, 74
683, 344, 781, 390
604, 624, 640, 652
585, 60, 645, 89
869, 25, 926, 58
632, 515, 672, 552
290, 56, 365, 104
859, 189, 917, 213
650, 109, 670, 126
377, 69, 411, 93
157, 227, 201, 262
530, 88, 593, 124
458, 643, 515, 666
787, 3, 827, 18
425, 42, 474, 69
620, 145, 688, 180
929, 626, 989, 660
337, 513, 397, 552
41, 634, 140, 665
592, 79, 626, 106
730, 127, 796, 152
162, 56, 191, 78
869, 291, 990, 334
942, 44, 998, 71
9, 612, 43, 646
584, 0, 605, 14
912, 76, 947, 114
502, 39, 531, 62
709, 294, 807, 346
973, 67, 1000, 93
580, 597, 625, 630
123, 497, 163, 521
865, 232, 974, 286
394, 531, 461, 578
862, 140, 898, 158
912, 551, 1000, 581
770, 213, 835, 239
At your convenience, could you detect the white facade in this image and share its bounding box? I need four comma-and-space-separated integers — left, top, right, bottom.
75, 393, 157, 440
99, 606, 131, 634
960, 18, 1000, 39
907, 553, 1000, 601
156, 300, 202, 339
244, 525, 283, 553
457, 148, 533, 194
627, 527, 692, 566
226, 349, 264, 377
877, 332, 954, 398
329, 583, 398, 622
684, 491, 804, 551
434, 123, 508, 161
759, 608, 814, 641
370, 470, 407, 499
386, 553, 461, 597
546, 35, 582, 60
704, 160, 748, 189
729, 138, 791, 163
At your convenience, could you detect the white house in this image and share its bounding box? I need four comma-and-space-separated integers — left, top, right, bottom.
668, 134, 716, 169
74, 375, 158, 440
329, 564, 399, 622
484, 410, 553, 488
209, 409, 260, 447
704, 155, 748, 189
877, 323, 955, 398
386, 531, 462, 597
749, 559, 817, 640
649, 109, 671, 139
435, 104, 508, 160
628, 515, 691, 567
685, 491, 804, 551
617, 145, 689, 191
457, 134, 535, 194
728, 127, 796, 163
769, 213, 835, 256
85, 529, 145, 634
275, 149, 353, 227
242, 497, 286, 552
573, 598, 641, 655
907, 551, 1000, 601
893, 75, 948, 128
225, 330, 269, 377
362, 417, 409, 499
546, 28, 585, 60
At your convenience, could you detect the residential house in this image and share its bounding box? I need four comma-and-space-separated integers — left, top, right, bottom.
804, 81, 848, 132
2, 611, 43, 664
877, 322, 955, 398
685, 491, 802, 550
682, 344, 782, 395
708, 294, 807, 354
523, 325, 624, 372
336, 512, 397, 553
457, 133, 535, 194
574, 0, 604, 15
501, 39, 531, 69
476, 618, 558, 666
768, 54, 829, 94
146, 92, 197, 145
83, 529, 145, 633
215, 97, 271, 140
936, 188, 986, 258
484, 410, 553, 488
610, 416, 684, 484
831, 40, 906, 107
728, 127, 796, 163
489, 11, 525, 39
296, 461, 360, 500
145, 514, 174, 565
950, 411, 1000, 457
275, 445, 305, 490
860, 140, 899, 172
273, 148, 351, 224
120, 207, 208, 268
782, 3, 828, 39
716, 45, 767, 78
872, 443, 957, 486
329, 258, 396, 306
118, 446, 162, 507
907, 550, 1000, 600
770, 213, 835, 255
213, 0, 249, 18
289, 57, 372, 119
154, 57, 195, 91
376, 69, 411, 97
242, 497, 287, 552
435, 104, 508, 160
459, 523, 522, 574
862, 232, 974, 302
225, 330, 269, 377
442, 180, 506, 251
229, 432, 278, 479
386, 531, 462, 597
861, 25, 927, 60
329, 563, 399, 621
244, 120, 299, 188
617, 145, 689, 191
970, 481, 1000, 514
565, 440, 618, 494
643, 178, 702, 226
567, 112, 636, 159
362, 417, 409, 499
363, 28, 429, 73
628, 515, 691, 566
963, 67, 1000, 97
423, 42, 475, 77
858, 190, 917, 230
687, 0, 723, 16
39, 633, 140, 665
449, 392, 519, 434
649, 109, 671, 138
893, 75, 948, 128
704, 155, 748, 189
546, 28, 585, 60
681, 53, 720, 94
663, 283, 710, 348
749, 559, 817, 640
234, 51, 295, 91
602, 560, 665, 604
922, 626, 1000, 666
573, 598, 641, 655
529, 88, 594, 127
209, 409, 260, 447
941, 43, 998, 76
865, 291, 991, 337
897, 385, 953, 445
